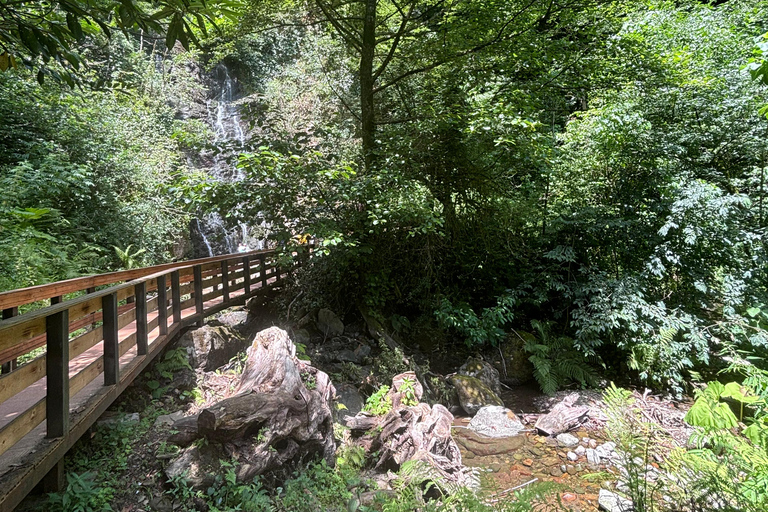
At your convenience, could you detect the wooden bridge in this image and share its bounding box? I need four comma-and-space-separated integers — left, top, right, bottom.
0, 248, 303, 511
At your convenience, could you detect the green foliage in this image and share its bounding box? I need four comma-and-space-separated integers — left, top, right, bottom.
519, 321, 599, 395
399, 378, 418, 407
364, 385, 393, 416
435, 294, 518, 348
46, 472, 112, 512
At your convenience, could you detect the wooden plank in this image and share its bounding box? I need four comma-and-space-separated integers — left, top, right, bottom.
119, 333, 136, 357
0, 249, 273, 311
69, 326, 103, 361
202, 288, 224, 303
180, 297, 195, 310
260, 255, 267, 288
46, 310, 69, 439
69, 356, 104, 397
118, 308, 136, 330
0, 317, 46, 355
0, 399, 45, 458
0, 357, 44, 406
148, 316, 159, 332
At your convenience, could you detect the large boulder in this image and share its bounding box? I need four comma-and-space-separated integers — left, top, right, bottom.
177, 325, 247, 371
492, 331, 535, 385
317, 308, 344, 338
335, 383, 365, 419
448, 375, 504, 416
458, 357, 502, 397
467, 405, 524, 437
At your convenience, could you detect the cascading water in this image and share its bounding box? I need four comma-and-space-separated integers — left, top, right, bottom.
190, 63, 267, 257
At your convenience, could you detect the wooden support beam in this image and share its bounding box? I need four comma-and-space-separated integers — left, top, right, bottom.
157, 274, 167, 335
42, 459, 64, 493
1, 307, 18, 374
221, 260, 230, 302
46, 309, 69, 439
135, 282, 148, 356
171, 270, 181, 325
102, 292, 119, 386
260, 255, 267, 288
194, 265, 203, 327
242, 256, 251, 294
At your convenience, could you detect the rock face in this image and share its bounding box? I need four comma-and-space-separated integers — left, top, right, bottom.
467, 406, 524, 437
458, 357, 502, 397
492, 331, 535, 385
453, 429, 526, 456
177, 325, 247, 371
166, 327, 336, 487
317, 308, 344, 337
448, 375, 504, 415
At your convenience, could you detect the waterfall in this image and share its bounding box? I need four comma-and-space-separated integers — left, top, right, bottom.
189, 63, 266, 257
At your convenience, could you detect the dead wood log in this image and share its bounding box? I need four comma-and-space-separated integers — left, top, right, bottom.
534, 392, 589, 436
166, 327, 336, 487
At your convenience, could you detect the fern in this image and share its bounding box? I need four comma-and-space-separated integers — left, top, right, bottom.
523, 320, 599, 395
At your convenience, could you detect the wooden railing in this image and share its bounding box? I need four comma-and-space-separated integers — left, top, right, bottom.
0, 246, 307, 511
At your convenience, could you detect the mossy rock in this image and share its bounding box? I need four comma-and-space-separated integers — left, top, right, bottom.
492, 331, 535, 385
448, 375, 504, 415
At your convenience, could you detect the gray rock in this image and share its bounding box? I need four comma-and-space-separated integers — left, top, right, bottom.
448, 375, 504, 416
598, 489, 633, 512
335, 383, 365, 419
567, 451, 578, 461
468, 406, 524, 437
586, 448, 601, 465
458, 357, 502, 396
97, 412, 139, 427
354, 343, 372, 361
596, 441, 617, 459
556, 433, 579, 447
154, 411, 185, 428
177, 325, 246, 371
334, 349, 359, 363
293, 328, 311, 346
165, 444, 225, 490
213, 311, 249, 331
575, 445, 586, 456
317, 308, 344, 337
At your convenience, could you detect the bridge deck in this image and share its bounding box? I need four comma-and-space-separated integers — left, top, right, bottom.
0, 248, 303, 512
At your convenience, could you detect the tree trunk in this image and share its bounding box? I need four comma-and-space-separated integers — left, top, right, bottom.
360, 0, 377, 171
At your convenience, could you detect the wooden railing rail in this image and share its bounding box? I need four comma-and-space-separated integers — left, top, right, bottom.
0, 244, 312, 511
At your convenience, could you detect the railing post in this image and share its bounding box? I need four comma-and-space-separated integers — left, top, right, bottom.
46, 309, 69, 438
194, 265, 204, 327
157, 274, 168, 336
135, 281, 148, 356
242, 255, 251, 295
50, 296, 62, 304
259, 254, 267, 288
102, 292, 119, 386
171, 270, 181, 324
1, 307, 18, 374
221, 260, 230, 302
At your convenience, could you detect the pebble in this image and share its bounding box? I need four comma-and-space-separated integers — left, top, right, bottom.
589, 439, 598, 449
567, 451, 578, 461
556, 433, 579, 447
566, 465, 578, 475
550, 467, 563, 477
595, 441, 616, 458
560, 465, 567, 473
586, 448, 601, 465
522, 458, 533, 467
489, 463, 503, 473
562, 493, 577, 502
575, 445, 586, 456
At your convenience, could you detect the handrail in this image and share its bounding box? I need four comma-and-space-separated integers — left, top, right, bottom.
0, 248, 273, 311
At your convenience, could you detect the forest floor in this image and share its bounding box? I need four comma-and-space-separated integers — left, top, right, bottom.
16, 307, 694, 512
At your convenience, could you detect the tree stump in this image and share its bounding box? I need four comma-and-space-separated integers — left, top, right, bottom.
166, 327, 336, 487
345, 372, 467, 489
